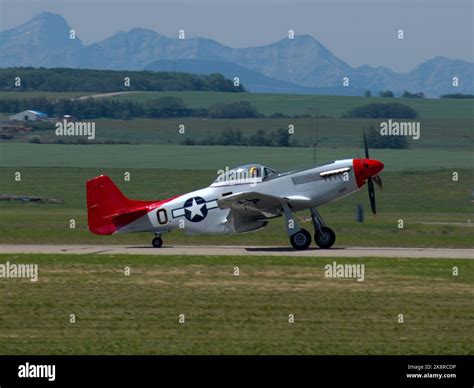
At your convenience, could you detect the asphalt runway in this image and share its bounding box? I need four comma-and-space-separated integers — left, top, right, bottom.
0, 245, 472, 258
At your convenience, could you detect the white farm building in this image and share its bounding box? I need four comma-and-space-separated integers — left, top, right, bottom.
10, 110, 49, 122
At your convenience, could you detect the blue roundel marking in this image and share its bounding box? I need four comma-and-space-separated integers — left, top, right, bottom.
184, 196, 208, 222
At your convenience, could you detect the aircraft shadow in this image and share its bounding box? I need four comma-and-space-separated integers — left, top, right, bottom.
245, 247, 345, 252
126, 246, 169, 249
124, 246, 346, 251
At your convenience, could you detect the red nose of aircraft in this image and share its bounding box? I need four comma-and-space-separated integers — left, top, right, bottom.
353, 158, 384, 188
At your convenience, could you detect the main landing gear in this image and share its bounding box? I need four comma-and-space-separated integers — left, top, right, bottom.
289, 229, 312, 250
152, 233, 163, 248
282, 204, 336, 250
310, 208, 336, 249
282, 203, 311, 250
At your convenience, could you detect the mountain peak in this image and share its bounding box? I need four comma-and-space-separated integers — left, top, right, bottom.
296, 34, 319, 43
27, 11, 72, 31
33, 11, 65, 21
18, 11, 73, 33
95, 27, 165, 48
272, 33, 322, 47
413, 55, 473, 71
423, 55, 469, 65
126, 27, 161, 37
0, 11, 83, 67
26, 11, 83, 49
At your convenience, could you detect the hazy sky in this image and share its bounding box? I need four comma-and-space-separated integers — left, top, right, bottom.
0, 0, 472, 72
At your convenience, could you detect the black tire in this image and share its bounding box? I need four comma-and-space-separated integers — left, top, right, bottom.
152, 237, 163, 248
314, 227, 336, 249
290, 228, 312, 250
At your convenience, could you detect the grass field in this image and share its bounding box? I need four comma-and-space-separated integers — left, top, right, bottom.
0, 254, 472, 355
0, 167, 472, 247
0, 143, 472, 171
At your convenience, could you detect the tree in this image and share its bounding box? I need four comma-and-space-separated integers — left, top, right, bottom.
402, 90, 424, 99
218, 129, 245, 145
29, 135, 42, 144
180, 137, 196, 145
248, 129, 270, 146
273, 128, 290, 147
208, 101, 260, 119
379, 90, 394, 98
365, 125, 408, 149
343, 103, 418, 119
145, 97, 190, 117
364, 90, 371, 97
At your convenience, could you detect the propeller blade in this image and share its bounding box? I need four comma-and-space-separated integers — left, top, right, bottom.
368, 177, 376, 214
363, 131, 370, 159
373, 175, 383, 190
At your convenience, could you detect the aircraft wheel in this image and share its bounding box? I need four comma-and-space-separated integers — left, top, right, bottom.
152, 237, 163, 248
290, 228, 312, 250
314, 227, 336, 249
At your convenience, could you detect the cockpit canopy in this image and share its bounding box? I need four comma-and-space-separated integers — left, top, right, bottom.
211, 164, 278, 187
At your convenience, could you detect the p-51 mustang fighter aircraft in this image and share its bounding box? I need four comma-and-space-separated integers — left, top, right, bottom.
87, 136, 383, 250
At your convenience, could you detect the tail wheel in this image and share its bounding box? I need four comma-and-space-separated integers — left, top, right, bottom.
314, 227, 336, 249
290, 228, 312, 250
152, 237, 163, 248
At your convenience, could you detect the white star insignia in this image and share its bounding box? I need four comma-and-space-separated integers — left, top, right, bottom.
187, 198, 205, 219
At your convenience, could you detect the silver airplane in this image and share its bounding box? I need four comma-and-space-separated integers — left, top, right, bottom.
87, 137, 384, 250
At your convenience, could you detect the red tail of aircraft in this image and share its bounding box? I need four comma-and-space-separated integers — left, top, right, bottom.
86, 175, 167, 235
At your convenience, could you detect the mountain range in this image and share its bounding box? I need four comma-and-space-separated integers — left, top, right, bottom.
0, 12, 472, 96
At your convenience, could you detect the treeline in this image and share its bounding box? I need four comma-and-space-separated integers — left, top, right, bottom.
0, 97, 269, 119
1, 96, 422, 122
0, 96, 198, 119
343, 102, 418, 119
440, 93, 474, 99
0, 68, 245, 92
181, 128, 298, 147
364, 90, 426, 98
364, 90, 396, 98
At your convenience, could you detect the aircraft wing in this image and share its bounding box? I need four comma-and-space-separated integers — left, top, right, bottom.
217, 191, 287, 219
